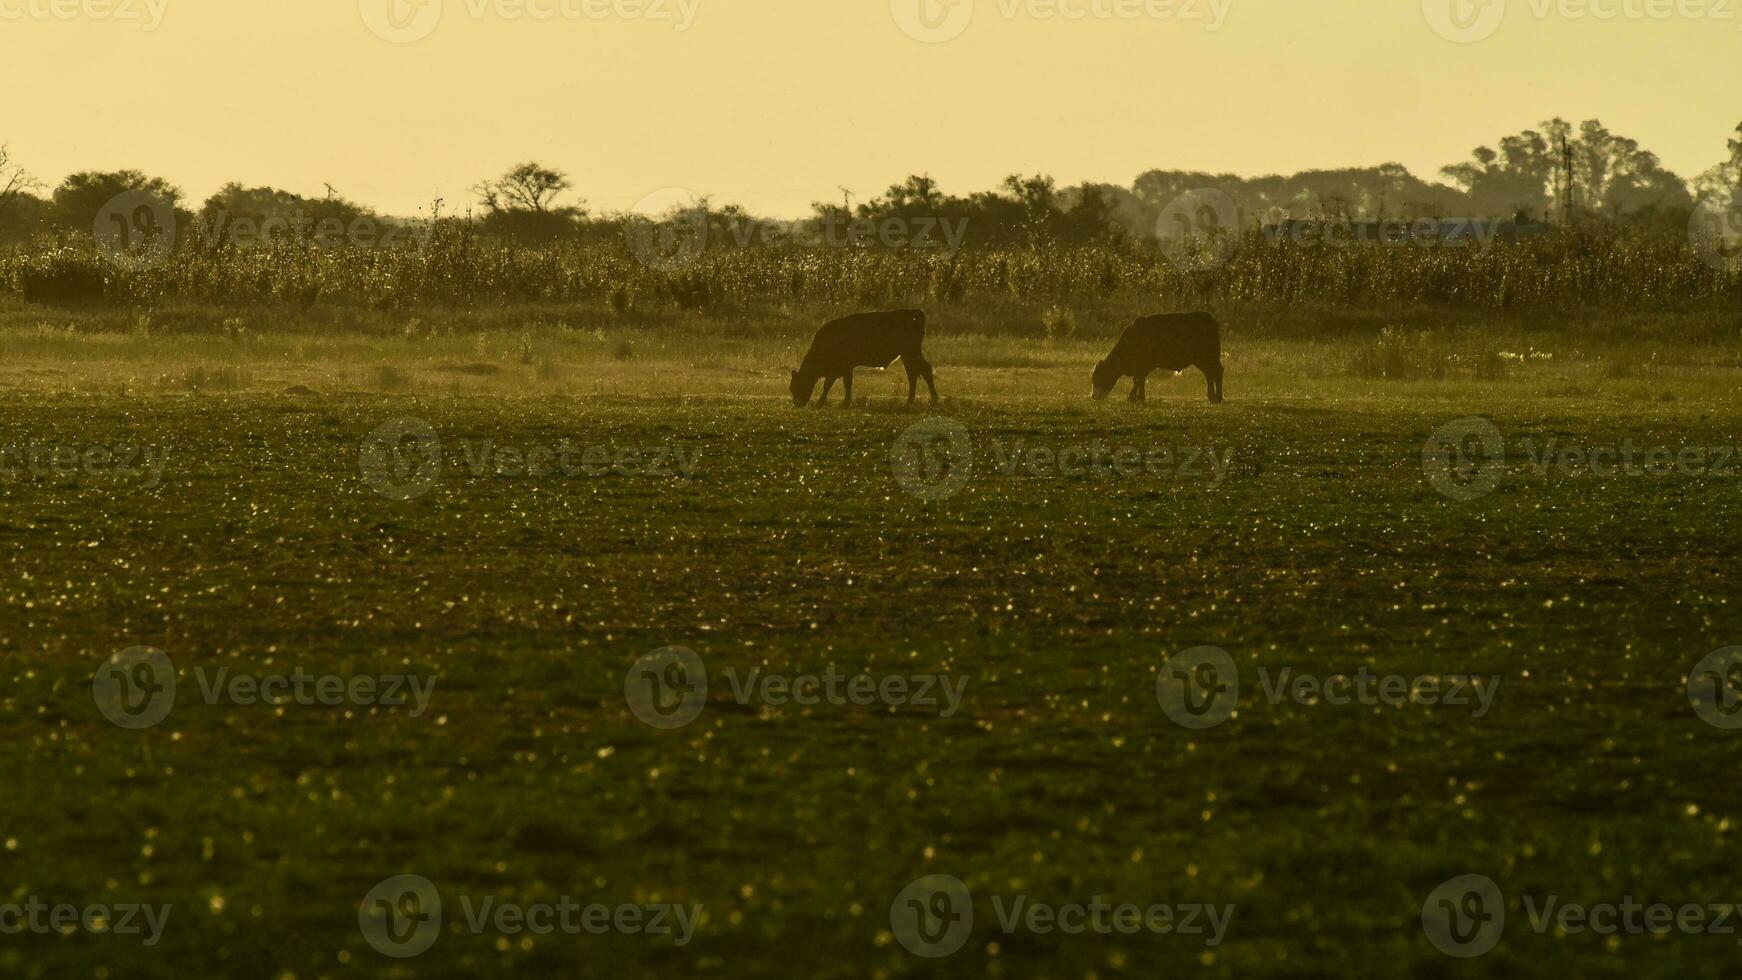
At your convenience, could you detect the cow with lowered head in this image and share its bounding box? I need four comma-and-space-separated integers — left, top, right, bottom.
1092, 311, 1224, 404
790, 309, 939, 407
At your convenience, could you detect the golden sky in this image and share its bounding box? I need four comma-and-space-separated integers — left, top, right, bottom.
2, 0, 1738, 217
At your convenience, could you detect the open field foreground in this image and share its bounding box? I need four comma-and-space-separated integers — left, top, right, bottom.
2, 329, 1741, 977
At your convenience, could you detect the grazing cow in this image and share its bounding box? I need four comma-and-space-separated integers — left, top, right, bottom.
790, 309, 939, 407
1092, 312, 1224, 404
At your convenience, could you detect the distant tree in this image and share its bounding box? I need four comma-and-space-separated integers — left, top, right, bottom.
882, 174, 946, 212
1695, 121, 1742, 208
1442, 118, 1690, 223
50, 170, 182, 232
196, 183, 381, 245
473, 162, 583, 242
1732, 121, 1742, 186
1059, 183, 1125, 244
1440, 127, 1555, 219
475, 162, 580, 215
0, 144, 42, 233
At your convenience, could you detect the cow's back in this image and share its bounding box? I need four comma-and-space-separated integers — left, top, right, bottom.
1118, 312, 1220, 372
809, 310, 925, 369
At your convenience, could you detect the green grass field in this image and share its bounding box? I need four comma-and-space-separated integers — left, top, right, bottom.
4, 325, 1742, 978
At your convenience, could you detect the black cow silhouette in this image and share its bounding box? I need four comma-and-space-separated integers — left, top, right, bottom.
1092, 312, 1224, 404
790, 309, 938, 407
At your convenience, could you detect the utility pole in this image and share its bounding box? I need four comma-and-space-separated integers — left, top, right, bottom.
1560, 136, 1577, 227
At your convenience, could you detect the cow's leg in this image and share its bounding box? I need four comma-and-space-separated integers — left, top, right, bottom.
841, 369, 854, 408
1206, 363, 1224, 404
913, 355, 938, 405
903, 359, 920, 405
1129, 371, 1150, 402
817, 376, 835, 407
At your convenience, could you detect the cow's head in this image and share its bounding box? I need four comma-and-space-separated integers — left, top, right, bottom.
790, 370, 819, 407
1091, 360, 1118, 401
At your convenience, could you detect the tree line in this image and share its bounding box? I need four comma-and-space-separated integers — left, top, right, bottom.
2, 118, 1739, 250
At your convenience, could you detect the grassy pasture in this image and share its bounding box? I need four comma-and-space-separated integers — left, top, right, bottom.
2, 324, 1742, 978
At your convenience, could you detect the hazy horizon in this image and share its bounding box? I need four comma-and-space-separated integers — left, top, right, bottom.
4, 0, 1740, 218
